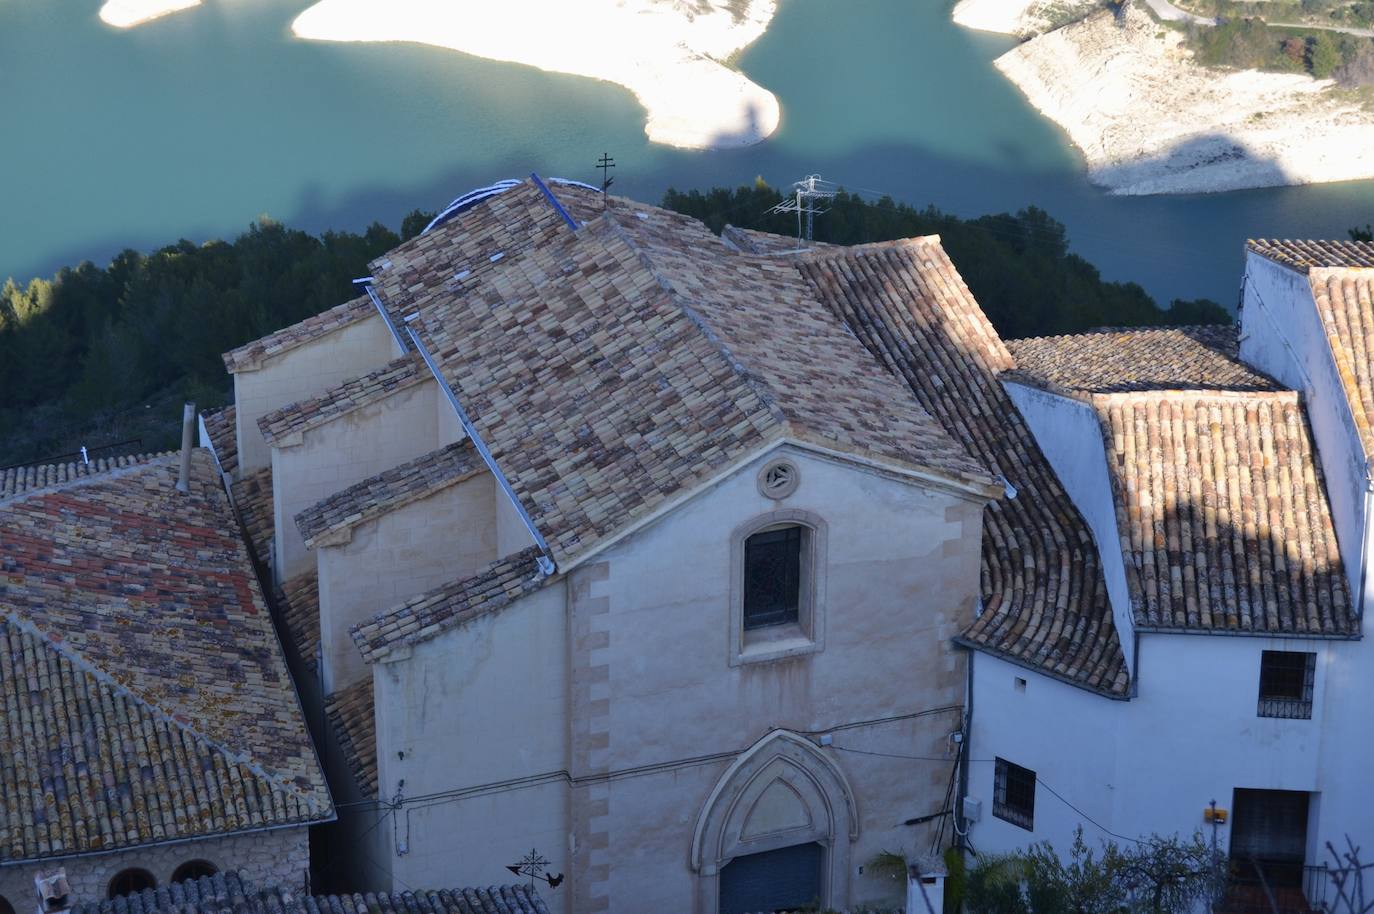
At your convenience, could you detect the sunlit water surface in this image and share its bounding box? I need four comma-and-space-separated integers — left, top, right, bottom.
4, 0, 1374, 305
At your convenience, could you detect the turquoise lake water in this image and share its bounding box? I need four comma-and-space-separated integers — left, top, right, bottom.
3, 0, 1374, 305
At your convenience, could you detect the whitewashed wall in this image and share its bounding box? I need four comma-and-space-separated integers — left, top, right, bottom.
317, 471, 499, 693
1002, 381, 1135, 674
232, 315, 398, 479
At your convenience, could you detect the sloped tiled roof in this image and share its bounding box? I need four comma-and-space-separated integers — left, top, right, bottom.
1095, 391, 1354, 636
720, 224, 832, 256
324, 678, 377, 797
1248, 238, 1374, 272
1, 452, 167, 498
276, 571, 320, 671
405, 197, 994, 566
231, 467, 275, 569
295, 440, 483, 550
369, 181, 605, 325
201, 405, 238, 477
1006, 326, 1278, 394
0, 452, 331, 862
74, 870, 549, 914
351, 548, 549, 664
222, 296, 374, 373
257, 353, 427, 448
795, 237, 1130, 696
1307, 268, 1374, 461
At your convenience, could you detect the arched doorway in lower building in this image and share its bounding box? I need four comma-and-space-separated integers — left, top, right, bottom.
171, 860, 219, 884
691, 730, 858, 914
107, 868, 156, 899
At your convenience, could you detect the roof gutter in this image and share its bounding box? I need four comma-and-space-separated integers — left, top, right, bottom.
0, 817, 331, 869
404, 323, 556, 577
354, 277, 409, 353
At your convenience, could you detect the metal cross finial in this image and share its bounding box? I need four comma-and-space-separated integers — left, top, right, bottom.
597, 152, 616, 195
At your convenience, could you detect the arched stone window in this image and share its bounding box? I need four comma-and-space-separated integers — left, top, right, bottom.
171, 860, 218, 883
691, 730, 858, 914
107, 869, 156, 900
729, 509, 828, 666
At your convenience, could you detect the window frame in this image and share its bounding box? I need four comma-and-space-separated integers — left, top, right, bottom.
1257, 650, 1316, 720
993, 757, 1036, 831
729, 509, 827, 667
107, 869, 157, 900
743, 525, 805, 631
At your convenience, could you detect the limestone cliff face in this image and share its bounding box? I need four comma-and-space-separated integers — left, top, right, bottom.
952, 0, 1100, 39
977, 5, 1374, 194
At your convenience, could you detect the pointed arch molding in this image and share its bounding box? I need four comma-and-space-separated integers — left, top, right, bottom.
691, 730, 858, 913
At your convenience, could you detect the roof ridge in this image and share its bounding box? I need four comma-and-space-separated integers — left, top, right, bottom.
1090, 388, 1301, 403
0, 613, 327, 811
596, 214, 793, 433
0, 451, 176, 503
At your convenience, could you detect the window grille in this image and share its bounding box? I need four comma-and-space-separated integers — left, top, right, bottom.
993, 758, 1036, 831
1257, 651, 1315, 719
743, 526, 803, 630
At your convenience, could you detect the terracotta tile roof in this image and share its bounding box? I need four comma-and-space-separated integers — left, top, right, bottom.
0, 452, 331, 862
231, 467, 275, 569
1006, 326, 1279, 394
368, 181, 604, 326
1095, 391, 1354, 636
75, 870, 549, 914
1, 452, 167, 499
295, 441, 482, 550
719, 225, 832, 256
351, 548, 549, 664
222, 296, 374, 373
324, 678, 377, 797
257, 353, 427, 448
1248, 239, 1374, 272
406, 201, 993, 566
276, 571, 320, 672
795, 238, 1130, 696
1308, 268, 1374, 461
201, 406, 238, 477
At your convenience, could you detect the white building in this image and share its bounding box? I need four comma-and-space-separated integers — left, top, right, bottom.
962, 241, 1374, 913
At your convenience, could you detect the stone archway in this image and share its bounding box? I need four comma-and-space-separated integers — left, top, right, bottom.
691, 730, 858, 914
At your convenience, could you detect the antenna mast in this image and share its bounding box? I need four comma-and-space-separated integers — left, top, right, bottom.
766, 174, 837, 248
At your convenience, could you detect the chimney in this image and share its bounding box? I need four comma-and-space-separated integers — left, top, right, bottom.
33, 869, 71, 914
176, 401, 196, 493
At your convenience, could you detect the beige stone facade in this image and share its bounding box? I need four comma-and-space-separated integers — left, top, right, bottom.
364, 445, 985, 913
0, 828, 309, 914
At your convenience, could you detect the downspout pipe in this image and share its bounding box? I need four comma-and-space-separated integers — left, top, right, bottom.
1360, 457, 1374, 624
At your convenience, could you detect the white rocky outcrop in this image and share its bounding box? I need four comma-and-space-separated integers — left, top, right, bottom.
290, 0, 781, 150
99, 0, 200, 28
991, 5, 1374, 194
952, 0, 1101, 38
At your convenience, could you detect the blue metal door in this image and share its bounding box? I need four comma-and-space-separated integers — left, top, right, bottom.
719, 842, 825, 914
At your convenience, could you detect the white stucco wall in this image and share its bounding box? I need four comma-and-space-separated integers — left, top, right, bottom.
0, 827, 310, 914
317, 471, 499, 693
970, 633, 1364, 874
1239, 254, 1369, 604
1003, 381, 1135, 672
365, 442, 989, 914
232, 315, 398, 479
270, 379, 463, 583
375, 583, 570, 911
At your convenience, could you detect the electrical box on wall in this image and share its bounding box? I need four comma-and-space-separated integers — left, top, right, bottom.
963, 797, 983, 823
1204, 807, 1228, 823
